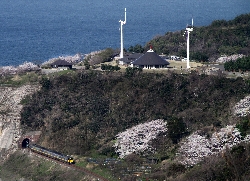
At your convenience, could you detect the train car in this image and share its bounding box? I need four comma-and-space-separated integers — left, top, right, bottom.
29, 144, 74, 164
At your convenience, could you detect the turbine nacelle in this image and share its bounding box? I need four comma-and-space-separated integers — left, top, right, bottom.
119, 8, 126, 25
186, 17, 194, 29
186, 27, 193, 31
119, 20, 126, 26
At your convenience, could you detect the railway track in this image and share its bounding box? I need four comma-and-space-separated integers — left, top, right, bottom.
30, 150, 110, 181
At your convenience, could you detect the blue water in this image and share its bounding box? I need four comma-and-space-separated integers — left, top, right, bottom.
0, 0, 249, 66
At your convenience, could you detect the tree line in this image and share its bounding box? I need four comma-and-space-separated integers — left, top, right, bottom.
224, 56, 250, 72
128, 13, 250, 62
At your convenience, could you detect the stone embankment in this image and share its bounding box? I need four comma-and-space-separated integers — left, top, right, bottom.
233, 95, 250, 117
0, 62, 40, 76
41, 53, 83, 65
216, 54, 245, 63
0, 84, 40, 161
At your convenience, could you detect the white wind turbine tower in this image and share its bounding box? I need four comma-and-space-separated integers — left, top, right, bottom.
185, 17, 194, 69
119, 8, 126, 59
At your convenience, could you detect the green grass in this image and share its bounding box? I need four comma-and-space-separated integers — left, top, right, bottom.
0, 72, 40, 86
0, 151, 87, 181
47, 69, 79, 77
34, 162, 54, 176
75, 154, 117, 181
75, 160, 88, 167
92, 167, 116, 181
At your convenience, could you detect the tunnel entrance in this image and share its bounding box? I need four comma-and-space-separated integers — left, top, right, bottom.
22, 138, 30, 148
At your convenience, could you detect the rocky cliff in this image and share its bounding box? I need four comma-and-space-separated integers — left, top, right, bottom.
0, 85, 40, 161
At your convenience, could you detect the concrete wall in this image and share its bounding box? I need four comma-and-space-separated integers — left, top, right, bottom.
0, 122, 2, 136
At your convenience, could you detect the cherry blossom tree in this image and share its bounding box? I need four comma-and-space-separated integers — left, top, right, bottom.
113, 119, 167, 158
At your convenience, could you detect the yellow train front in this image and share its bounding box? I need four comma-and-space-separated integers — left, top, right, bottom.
29, 144, 75, 164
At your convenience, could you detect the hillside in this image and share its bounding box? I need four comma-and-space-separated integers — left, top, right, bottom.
141, 13, 250, 62
16, 69, 250, 180
88, 13, 250, 66
20, 71, 248, 151
1, 12, 250, 181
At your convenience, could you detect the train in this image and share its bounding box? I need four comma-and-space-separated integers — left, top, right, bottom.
29, 144, 74, 164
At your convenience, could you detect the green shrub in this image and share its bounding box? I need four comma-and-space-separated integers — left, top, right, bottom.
167, 117, 188, 144
236, 119, 250, 137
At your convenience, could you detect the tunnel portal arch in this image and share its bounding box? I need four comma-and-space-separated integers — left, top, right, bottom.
22, 138, 30, 148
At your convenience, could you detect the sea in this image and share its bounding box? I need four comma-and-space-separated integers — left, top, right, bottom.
0, 0, 249, 66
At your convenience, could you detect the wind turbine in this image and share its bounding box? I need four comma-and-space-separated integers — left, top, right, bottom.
119, 8, 126, 59
184, 17, 193, 69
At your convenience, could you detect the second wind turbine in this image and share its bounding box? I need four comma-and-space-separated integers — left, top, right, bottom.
119, 8, 126, 59
184, 18, 194, 69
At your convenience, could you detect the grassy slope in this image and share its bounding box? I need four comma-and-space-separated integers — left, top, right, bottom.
15, 69, 250, 180
0, 151, 87, 181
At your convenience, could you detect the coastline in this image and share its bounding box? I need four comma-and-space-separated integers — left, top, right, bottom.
0, 53, 84, 75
